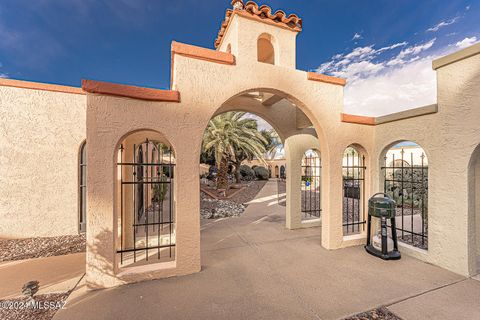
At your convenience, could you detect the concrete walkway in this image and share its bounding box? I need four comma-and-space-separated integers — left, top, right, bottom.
55, 180, 479, 320
0, 253, 85, 299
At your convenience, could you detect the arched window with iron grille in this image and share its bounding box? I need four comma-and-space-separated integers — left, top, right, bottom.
78, 141, 87, 233
382, 141, 428, 250
117, 137, 176, 267
342, 146, 366, 235
301, 149, 321, 220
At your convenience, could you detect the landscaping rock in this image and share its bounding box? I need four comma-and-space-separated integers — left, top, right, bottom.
343, 307, 402, 320
200, 193, 245, 219
0, 235, 86, 262
0, 292, 69, 320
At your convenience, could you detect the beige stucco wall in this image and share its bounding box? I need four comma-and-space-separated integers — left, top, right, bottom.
0, 86, 86, 238
86, 12, 375, 287
372, 50, 480, 276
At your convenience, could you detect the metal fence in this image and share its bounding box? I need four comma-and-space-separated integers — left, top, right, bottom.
342, 148, 366, 235
117, 139, 176, 266
382, 147, 428, 249
301, 152, 321, 219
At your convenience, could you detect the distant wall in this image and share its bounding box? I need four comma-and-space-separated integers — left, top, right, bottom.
0, 84, 86, 238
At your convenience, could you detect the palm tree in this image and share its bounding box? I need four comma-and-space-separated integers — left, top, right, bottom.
202, 112, 267, 189
261, 129, 283, 160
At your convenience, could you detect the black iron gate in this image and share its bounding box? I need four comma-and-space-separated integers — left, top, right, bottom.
301, 152, 321, 218
342, 148, 366, 234
382, 147, 428, 249
117, 139, 176, 265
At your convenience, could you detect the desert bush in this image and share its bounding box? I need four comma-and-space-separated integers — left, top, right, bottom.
254, 166, 269, 180
239, 165, 256, 181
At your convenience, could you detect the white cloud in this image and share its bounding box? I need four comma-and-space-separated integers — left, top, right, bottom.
427, 17, 459, 32
314, 35, 464, 116
0, 73, 8, 78
396, 38, 435, 59
343, 57, 437, 116
352, 32, 363, 41
455, 36, 478, 48
466, 5, 471, 10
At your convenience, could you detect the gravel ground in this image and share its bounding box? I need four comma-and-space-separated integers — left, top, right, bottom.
0, 235, 86, 262
200, 180, 267, 219
343, 307, 402, 320
398, 234, 428, 250
0, 292, 69, 320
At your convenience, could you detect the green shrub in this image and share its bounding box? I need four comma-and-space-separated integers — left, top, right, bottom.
254, 166, 269, 180
152, 175, 168, 203
239, 165, 256, 181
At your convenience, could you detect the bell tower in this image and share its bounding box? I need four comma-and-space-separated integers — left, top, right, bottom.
214, 1, 302, 69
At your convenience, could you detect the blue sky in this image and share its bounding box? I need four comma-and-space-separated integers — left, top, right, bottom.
0, 0, 478, 115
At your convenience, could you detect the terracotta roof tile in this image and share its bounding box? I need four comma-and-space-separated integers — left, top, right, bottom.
214, 1, 302, 49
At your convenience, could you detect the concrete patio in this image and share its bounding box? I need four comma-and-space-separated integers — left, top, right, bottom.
54, 180, 480, 320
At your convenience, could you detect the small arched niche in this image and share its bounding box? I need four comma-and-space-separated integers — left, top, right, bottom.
257, 33, 275, 65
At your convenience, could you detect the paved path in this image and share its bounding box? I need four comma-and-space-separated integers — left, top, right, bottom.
55, 180, 479, 320
0, 253, 85, 299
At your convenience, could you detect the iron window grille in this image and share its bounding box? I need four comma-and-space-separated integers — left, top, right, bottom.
342, 148, 366, 235
79, 142, 87, 233
301, 152, 321, 219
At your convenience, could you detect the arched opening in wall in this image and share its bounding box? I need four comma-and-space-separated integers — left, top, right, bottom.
116, 131, 176, 267
382, 141, 428, 250
301, 149, 321, 221
257, 33, 275, 65
200, 111, 285, 220
199, 88, 322, 261
78, 141, 87, 233
342, 145, 366, 235
468, 144, 480, 274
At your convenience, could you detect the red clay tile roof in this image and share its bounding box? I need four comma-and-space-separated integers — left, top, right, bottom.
214, 1, 302, 49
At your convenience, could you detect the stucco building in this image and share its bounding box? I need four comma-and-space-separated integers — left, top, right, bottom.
0, 0, 479, 288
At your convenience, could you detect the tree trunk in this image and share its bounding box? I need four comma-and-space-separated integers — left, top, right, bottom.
234, 161, 242, 183
217, 157, 229, 189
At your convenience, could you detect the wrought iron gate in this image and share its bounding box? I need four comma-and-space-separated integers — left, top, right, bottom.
342, 148, 366, 234
382, 147, 428, 249
301, 152, 321, 219
117, 139, 176, 265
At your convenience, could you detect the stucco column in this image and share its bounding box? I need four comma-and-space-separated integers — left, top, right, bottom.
172, 140, 201, 275
285, 134, 321, 230
322, 144, 347, 249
